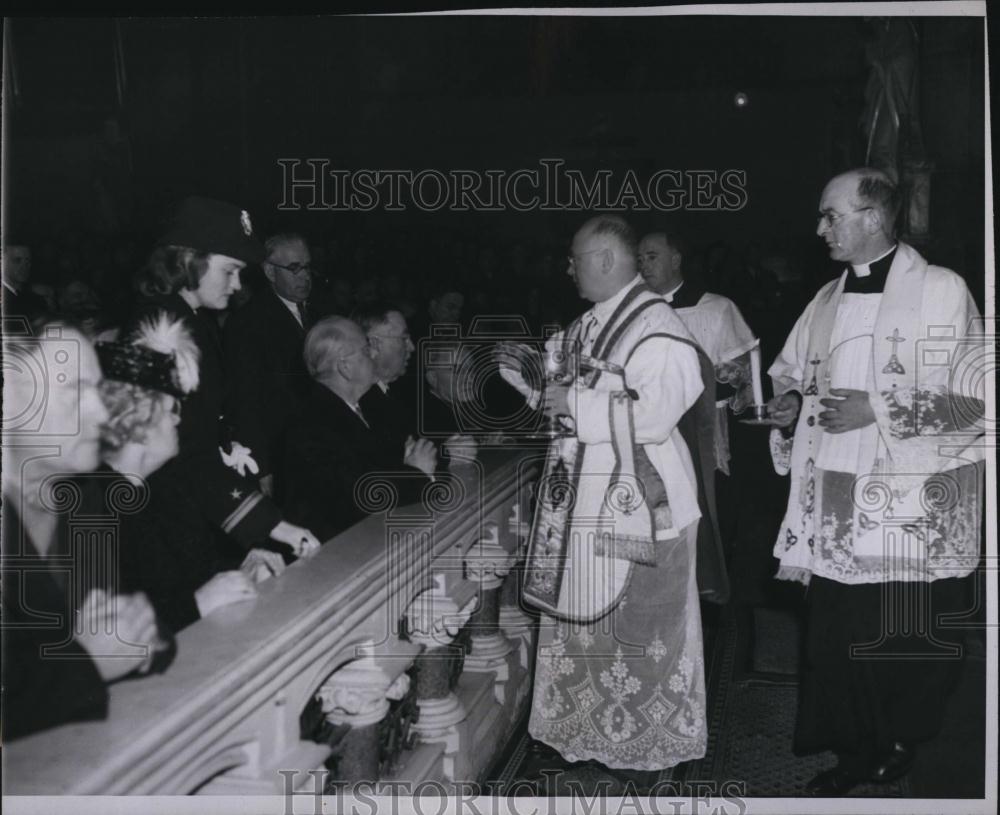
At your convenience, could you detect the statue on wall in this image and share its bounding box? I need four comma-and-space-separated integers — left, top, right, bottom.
861, 18, 932, 238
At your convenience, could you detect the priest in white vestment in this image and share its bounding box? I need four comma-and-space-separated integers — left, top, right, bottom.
500, 215, 710, 773
765, 168, 985, 796
638, 230, 757, 474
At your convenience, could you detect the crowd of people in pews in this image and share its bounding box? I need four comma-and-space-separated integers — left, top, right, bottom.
1, 195, 791, 743
3, 164, 986, 799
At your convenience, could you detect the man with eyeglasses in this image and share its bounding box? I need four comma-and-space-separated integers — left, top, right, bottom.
282, 317, 437, 540
224, 232, 319, 499
354, 303, 419, 456
763, 168, 984, 796
503, 215, 720, 777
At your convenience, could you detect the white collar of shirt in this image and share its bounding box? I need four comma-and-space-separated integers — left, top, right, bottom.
590, 274, 642, 328
376, 380, 389, 394
275, 292, 304, 326
851, 244, 897, 278
3, 280, 20, 296
663, 281, 683, 303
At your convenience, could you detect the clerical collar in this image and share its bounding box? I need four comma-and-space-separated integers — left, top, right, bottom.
843, 245, 897, 294
666, 280, 706, 309
850, 244, 896, 278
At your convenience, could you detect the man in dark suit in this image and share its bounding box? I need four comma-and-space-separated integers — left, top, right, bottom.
355, 302, 418, 457
283, 317, 438, 542
224, 232, 316, 499
2, 241, 47, 323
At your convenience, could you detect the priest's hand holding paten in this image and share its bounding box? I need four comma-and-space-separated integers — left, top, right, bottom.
765, 391, 802, 428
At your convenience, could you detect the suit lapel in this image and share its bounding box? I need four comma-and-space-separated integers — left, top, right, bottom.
264, 288, 306, 337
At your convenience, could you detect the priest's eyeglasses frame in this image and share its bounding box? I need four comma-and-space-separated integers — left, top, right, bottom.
817, 207, 873, 228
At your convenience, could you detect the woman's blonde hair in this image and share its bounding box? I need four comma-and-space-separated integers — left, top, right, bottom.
98, 380, 172, 452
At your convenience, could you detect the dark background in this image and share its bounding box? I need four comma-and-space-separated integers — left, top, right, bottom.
2, 14, 987, 308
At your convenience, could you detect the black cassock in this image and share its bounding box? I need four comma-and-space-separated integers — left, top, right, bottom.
795, 575, 968, 772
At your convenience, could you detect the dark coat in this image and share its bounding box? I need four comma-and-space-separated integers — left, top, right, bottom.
2, 283, 48, 323
223, 287, 315, 480
74, 464, 242, 632
359, 376, 420, 461
129, 295, 282, 548
283, 381, 432, 542
1, 504, 108, 740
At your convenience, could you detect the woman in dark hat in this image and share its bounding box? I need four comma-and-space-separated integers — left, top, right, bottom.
131, 197, 320, 559
93, 312, 287, 631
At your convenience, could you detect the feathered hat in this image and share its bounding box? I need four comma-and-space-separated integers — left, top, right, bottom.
96, 313, 200, 398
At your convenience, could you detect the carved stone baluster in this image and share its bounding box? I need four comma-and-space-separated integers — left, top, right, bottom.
316, 643, 412, 784
406, 574, 477, 756
498, 503, 534, 658
463, 523, 516, 697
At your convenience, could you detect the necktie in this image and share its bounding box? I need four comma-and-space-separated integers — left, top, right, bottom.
297, 301, 309, 329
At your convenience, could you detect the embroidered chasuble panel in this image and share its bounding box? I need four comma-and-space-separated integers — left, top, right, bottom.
767, 244, 985, 585
523, 282, 709, 769
529, 522, 707, 770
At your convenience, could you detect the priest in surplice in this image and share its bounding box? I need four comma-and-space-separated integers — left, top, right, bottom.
765, 168, 984, 796
501, 214, 720, 772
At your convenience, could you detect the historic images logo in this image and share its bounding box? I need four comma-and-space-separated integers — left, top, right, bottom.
277, 159, 748, 213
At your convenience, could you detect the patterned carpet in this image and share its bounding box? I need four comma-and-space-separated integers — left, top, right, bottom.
674, 607, 910, 797
681, 678, 910, 797
487, 603, 915, 798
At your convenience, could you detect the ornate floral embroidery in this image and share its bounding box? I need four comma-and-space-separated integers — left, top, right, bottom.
598, 648, 642, 742
857, 512, 879, 532
882, 386, 972, 439
535, 638, 576, 719
575, 683, 600, 712
529, 504, 707, 768
600, 648, 641, 699
783, 528, 798, 551
648, 636, 667, 663
674, 695, 705, 739
901, 523, 928, 543
668, 653, 693, 693
803, 458, 816, 515
640, 687, 676, 729
819, 512, 853, 566
535, 684, 564, 720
